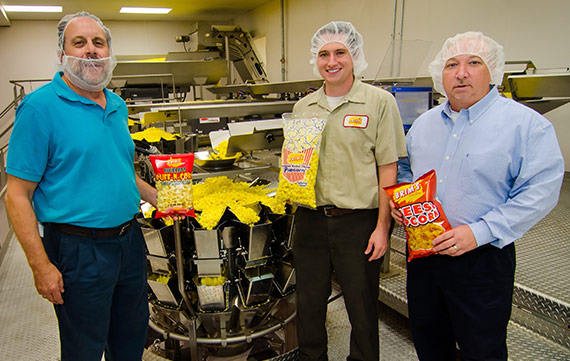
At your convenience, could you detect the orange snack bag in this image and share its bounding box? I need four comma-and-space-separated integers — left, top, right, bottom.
149, 153, 195, 219
384, 170, 452, 261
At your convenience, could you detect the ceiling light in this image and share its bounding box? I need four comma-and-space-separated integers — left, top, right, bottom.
2, 5, 63, 13
119, 7, 172, 14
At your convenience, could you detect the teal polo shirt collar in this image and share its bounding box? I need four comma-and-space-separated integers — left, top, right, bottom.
52, 71, 122, 113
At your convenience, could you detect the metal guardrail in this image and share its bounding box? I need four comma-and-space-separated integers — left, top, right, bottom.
0, 83, 20, 269
0, 83, 24, 148
0, 126, 11, 271
0, 182, 13, 269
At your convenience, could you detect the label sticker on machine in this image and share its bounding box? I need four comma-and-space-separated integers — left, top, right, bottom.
200, 117, 221, 124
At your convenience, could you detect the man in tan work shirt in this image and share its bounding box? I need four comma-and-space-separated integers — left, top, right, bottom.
291, 21, 407, 361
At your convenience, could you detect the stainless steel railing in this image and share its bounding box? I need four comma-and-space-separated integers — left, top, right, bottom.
0, 172, 14, 269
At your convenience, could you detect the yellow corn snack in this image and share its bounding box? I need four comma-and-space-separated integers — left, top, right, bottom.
407, 223, 445, 250
209, 139, 243, 160
193, 176, 286, 230
131, 127, 179, 142
199, 276, 226, 286
155, 274, 171, 284
276, 114, 327, 208
148, 272, 172, 284
155, 182, 193, 214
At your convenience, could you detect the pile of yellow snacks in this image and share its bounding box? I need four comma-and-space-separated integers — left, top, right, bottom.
131, 127, 179, 142
199, 276, 226, 286
193, 176, 286, 230
153, 273, 171, 284
149, 153, 195, 218
384, 170, 452, 261
276, 114, 327, 208
208, 139, 243, 160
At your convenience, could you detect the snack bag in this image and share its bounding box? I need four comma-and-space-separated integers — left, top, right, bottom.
276, 113, 327, 208
384, 170, 452, 261
149, 153, 195, 218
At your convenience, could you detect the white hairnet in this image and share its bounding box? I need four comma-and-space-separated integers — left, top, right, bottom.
428, 31, 505, 96
310, 21, 368, 77
57, 11, 113, 61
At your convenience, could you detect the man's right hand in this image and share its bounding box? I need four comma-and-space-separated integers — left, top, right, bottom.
32, 262, 64, 304
389, 200, 404, 225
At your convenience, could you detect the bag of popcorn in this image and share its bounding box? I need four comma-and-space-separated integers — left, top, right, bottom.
276, 113, 327, 208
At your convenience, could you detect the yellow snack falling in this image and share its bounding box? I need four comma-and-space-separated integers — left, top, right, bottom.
209, 139, 242, 160
131, 127, 179, 142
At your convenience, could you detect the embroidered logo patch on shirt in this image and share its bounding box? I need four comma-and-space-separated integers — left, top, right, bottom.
343, 115, 369, 128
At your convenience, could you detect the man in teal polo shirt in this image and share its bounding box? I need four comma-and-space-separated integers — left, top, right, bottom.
6, 11, 157, 361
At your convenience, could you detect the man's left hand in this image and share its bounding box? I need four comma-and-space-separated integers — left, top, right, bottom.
365, 229, 389, 261
432, 225, 477, 257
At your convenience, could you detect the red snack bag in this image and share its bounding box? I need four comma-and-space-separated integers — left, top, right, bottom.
384, 170, 452, 261
149, 153, 195, 218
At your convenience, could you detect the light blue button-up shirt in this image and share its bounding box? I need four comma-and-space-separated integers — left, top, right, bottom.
398, 86, 564, 248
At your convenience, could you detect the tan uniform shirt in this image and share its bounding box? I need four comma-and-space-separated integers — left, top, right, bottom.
292, 80, 407, 209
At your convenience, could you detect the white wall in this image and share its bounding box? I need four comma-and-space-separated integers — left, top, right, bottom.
236, 0, 397, 83
238, 0, 570, 170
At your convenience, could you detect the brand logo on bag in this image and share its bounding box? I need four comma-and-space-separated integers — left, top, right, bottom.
166, 159, 183, 167
343, 115, 369, 128
287, 152, 305, 165
282, 148, 314, 183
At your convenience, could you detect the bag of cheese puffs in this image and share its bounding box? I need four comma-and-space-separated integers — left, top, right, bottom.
149, 153, 195, 218
384, 170, 452, 261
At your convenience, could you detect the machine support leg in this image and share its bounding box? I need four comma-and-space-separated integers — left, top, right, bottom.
173, 218, 200, 359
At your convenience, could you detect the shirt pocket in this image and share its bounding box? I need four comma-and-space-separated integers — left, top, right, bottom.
456, 153, 511, 196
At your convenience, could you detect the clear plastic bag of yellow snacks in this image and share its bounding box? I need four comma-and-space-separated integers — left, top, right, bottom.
149, 153, 195, 218
384, 170, 452, 261
276, 113, 327, 208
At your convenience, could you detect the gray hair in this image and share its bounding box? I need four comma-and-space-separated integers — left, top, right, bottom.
57, 11, 112, 58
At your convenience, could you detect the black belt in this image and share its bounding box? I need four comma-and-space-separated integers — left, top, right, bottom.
45, 218, 135, 239
316, 205, 359, 217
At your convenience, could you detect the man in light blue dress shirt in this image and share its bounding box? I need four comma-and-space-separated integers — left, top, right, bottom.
393, 31, 564, 361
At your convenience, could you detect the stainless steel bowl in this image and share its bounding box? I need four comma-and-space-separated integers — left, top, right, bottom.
194, 150, 238, 170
